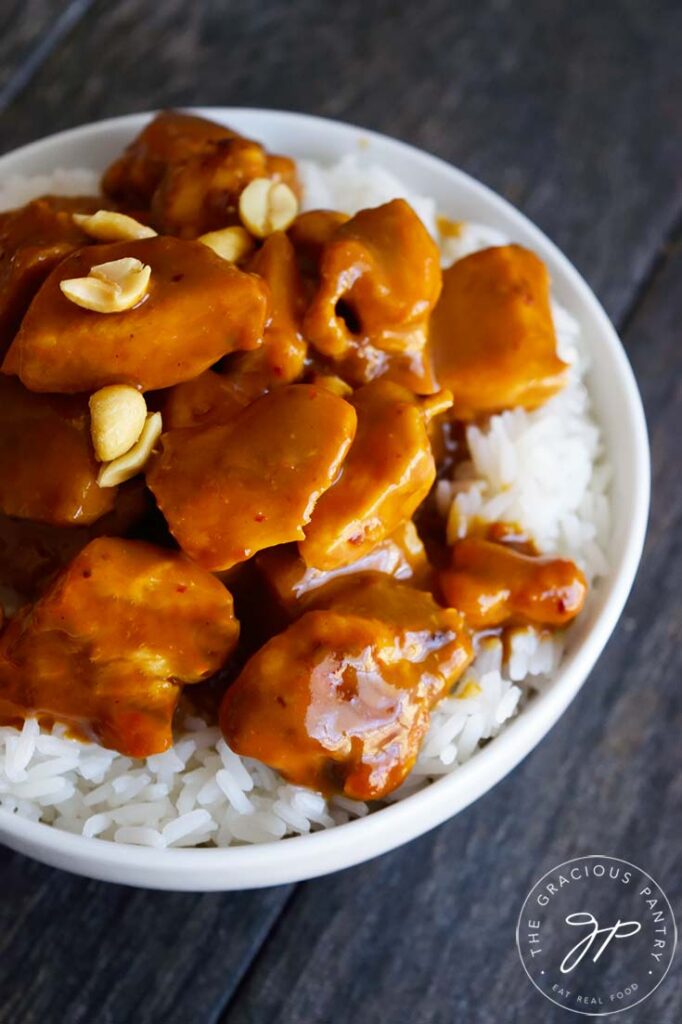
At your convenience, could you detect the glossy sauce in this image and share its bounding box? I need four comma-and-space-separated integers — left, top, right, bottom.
303, 200, 442, 391
0, 195, 99, 356
430, 245, 568, 418
0, 375, 115, 525
0, 111, 589, 789
3, 235, 269, 392
257, 519, 430, 618
0, 538, 239, 755
439, 536, 588, 629
147, 385, 357, 570
222, 575, 472, 799
300, 380, 446, 570
102, 109, 298, 237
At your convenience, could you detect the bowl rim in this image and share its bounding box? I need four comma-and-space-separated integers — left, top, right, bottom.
0, 107, 650, 889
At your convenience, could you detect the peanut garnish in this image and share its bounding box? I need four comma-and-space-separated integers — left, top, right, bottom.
238, 178, 298, 238
60, 257, 151, 313
198, 225, 255, 263
97, 411, 163, 488
89, 385, 147, 463
73, 210, 157, 242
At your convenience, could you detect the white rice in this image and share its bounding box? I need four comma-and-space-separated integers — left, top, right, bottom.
0, 156, 610, 846
0, 169, 100, 212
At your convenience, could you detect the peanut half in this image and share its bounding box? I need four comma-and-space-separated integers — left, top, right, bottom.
89, 385, 148, 463
60, 257, 151, 313
238, 178, 298, 238
73, 210, 157, 242
198, 225, 255, 263
97, 412, 163, 488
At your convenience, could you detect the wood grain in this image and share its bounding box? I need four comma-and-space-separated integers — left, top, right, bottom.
0, 2, 94, 111
0, 2, 680, 1022
0, 0, 680, 319
0, 844, 294, 1024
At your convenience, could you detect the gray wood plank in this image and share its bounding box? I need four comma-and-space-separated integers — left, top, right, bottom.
0, 0, 680, 322
0, 844, 294, 1024
219, 239, 682, 1024
0, 2, 90, 107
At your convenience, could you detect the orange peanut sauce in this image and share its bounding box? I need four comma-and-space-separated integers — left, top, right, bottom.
0, 538, 239, 756
0, 110, 589, 782
3, 235, 268, 393
222, 575, 472, 800
303, 199, 442, 392
439, 536, 588, 630
430, 244, 568, 418
147, 384, 357, 571
299, 380, 448, 571
0, 375, 115, 526
0, 194, 99, 357
102, 109, 298, 236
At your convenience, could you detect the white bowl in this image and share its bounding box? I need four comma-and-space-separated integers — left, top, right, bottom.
0, 109, 649, 890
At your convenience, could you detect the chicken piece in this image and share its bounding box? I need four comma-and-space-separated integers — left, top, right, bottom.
299, 381, 449, 571
147, 384, 357, 571
221, 575, 472, 800
430, 245, 568, 418
0, 538, 239, 756
153, 137, 298, 238
163, 236, 307, 430
163, 368, 249, 430
0, 195, 100, 357
236, 232, 307, 387
439, 537, 588, 629
0, 480, 149, 596
102, 110, 238, 205
102, 110, 298, 237
2, 235, 268, 393
256, 520, 429, 618
288, 209, 350, 280
303, 200, 442, 391
0, 375, 115, 525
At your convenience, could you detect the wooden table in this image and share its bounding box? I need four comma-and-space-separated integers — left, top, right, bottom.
1, 3, 680, 1021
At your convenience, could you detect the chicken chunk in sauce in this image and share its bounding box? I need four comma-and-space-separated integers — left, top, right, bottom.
300, 381, 450, 570
2, 235, 268, 393
102, 110, 298, 237
0, 481, 149, 596
238, 232, 307, 387
288, 209, 350, 280
257, 520, 430, 619
430, 245, 568, 418
0, 538, 239, 756
303, 200, 442, 391
152, 137, 298, 238
439, 537, 588, 629
221, 575, 472, 800
0, 113, 593, 802
0, 375, 115, 525
147, 384, 357, 571
102, 111, 236, 205
0, 195, 99, 357
163, 233, 308, 430
163, 367, 248, 431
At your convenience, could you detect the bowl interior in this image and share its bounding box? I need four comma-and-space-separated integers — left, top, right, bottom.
0, 109, 649, 890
